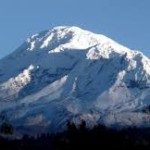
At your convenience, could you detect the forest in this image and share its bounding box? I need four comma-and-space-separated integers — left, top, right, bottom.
1, 121, 150, 150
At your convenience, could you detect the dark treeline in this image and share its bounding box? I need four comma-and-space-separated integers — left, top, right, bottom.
1, 121, 150, 150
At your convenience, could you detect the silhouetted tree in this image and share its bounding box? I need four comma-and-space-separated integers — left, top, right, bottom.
0, 111, 14, 135
0, 122, 13, 134
1, 121, 150, 149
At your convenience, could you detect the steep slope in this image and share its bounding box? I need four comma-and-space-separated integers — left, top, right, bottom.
1, 26, 150, 135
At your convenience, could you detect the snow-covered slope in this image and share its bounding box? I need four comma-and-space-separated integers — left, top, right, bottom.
1, 26, 150, 135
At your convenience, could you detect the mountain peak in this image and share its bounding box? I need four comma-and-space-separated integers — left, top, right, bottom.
25, 26, 102, 52
23, 26, 142, 59
1, 26, 150, 135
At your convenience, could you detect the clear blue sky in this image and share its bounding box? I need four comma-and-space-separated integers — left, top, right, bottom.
0, 0, 150, 58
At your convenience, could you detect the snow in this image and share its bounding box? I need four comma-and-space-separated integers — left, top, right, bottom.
19, 75, 68, 105
0, 65, 34, 101
25, 114, 46, 126
1, 26, 150, 135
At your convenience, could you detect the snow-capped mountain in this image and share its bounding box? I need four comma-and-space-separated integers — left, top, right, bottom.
1, 26, 150, 135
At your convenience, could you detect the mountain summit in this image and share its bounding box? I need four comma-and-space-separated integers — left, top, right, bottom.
1, 26, 150, 135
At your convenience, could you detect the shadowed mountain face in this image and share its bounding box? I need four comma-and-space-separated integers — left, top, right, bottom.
1, 26, 150, 136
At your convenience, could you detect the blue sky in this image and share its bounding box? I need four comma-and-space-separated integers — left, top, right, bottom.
0, 0, 150, 58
